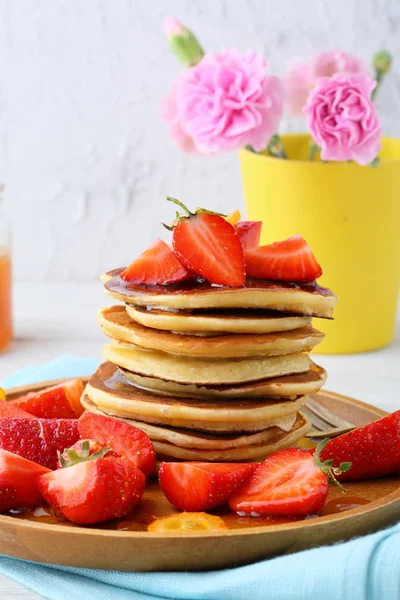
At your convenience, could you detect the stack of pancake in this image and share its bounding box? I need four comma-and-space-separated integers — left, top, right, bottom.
82, 269, 337, 463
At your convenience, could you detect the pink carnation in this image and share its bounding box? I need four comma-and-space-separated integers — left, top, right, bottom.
160, 76, 197, 154
312, 51, 364, 78
283, 59, 313, 116
175, 49, 284, 154
304, 73, 381, 166
284, 51, 365, 117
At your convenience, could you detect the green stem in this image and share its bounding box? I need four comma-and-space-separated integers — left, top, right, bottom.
267, 134, 287, 159
309, 143, 319, 162
369, 157, 380, 168
371, 71, 384, 101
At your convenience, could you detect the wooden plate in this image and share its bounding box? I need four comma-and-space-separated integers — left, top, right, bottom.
1, 379, 398, 572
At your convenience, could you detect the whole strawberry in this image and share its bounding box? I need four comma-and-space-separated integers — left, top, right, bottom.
0, 418, 79, 469
38, 455, 145, 525
320, 411, 400, 481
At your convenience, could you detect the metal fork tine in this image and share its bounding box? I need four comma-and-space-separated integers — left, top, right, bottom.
306, 398, 355, 429
301, 407, 330, 432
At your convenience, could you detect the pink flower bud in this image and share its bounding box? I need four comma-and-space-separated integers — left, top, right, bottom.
163, 16, 185, 40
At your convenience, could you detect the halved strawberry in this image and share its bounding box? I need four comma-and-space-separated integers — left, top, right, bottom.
0, 402, 38, 419
229, 442, 350, 517
319, 411, 400, 481
0, 449, 51, 513
0, 418, 80, 469
159, 462, 254, 511
38, 455, 145, 525
57, 439, 118, 468
121, 238, 192, 285
244, 235, 322, 283
235, 221, 262, 250
78, 413, 156, 477
165, 198, 245, 287
11, 378, 84, 419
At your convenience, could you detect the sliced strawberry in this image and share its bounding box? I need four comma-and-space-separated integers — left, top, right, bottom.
0, 418, 80, 469
78, 413, 156, 477
320, 411, 400, 481
121, 238, 192, 285
0, 402, 38, 419
57, 439, 118, 468
12, 378, 84, 419
0, 449, 51, 513
159, 462, 254, 511
166, 198, 245, 287
63, 379, 85, 417
244, 234, 322, 283
229, 444, 350, 517
235, 221, 262, 250
38, 456, 145, 525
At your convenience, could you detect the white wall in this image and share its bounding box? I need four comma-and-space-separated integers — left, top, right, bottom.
1, 0, 399, 282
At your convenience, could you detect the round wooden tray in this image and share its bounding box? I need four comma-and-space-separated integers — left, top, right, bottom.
1, 379, 398, 572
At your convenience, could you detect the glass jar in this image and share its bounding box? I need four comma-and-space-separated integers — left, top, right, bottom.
0, 191, 12, 352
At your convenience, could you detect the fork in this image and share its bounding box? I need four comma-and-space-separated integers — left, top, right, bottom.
302, 397, 355, 439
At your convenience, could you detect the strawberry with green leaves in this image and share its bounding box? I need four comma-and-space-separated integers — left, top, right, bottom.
320, 411, 400, 481
164, 198, 245, 287
38, 449, 145, 525
229, 440, 351, 517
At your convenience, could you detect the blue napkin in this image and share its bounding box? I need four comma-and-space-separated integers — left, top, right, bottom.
1, 357, 399, 600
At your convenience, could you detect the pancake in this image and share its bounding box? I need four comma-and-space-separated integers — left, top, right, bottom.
120, 361, 327, 399
126, 305, 312, 335
103, 341, 311, 385
99, 306, 324, 358
81, 395, 297, 449
150, 414, 310, 461
103, 269, 337, 317
86, 362, 308, 432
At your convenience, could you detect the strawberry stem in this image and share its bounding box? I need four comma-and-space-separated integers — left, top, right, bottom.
313, 438, 352, 493
58, 440, 111, 468
166, 197, 192, 217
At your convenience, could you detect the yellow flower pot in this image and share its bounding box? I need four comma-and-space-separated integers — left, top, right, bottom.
240, 134, 400, 354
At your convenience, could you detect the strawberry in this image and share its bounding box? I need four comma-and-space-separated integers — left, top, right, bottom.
120, 238, 192, 285
164, 197, 245, 287
78, 413, 156, 477
319, 411, 400, 481
0, 402, 38, 419
159, 462, 254, 512
57, 439, 118, 468
12, 379, 84, 419
38, 455, 145, 525
0, 449, 50, 513
244, 234, 323, 283
0, 418, 80, 469
235, 221, 262, 250
229, 441, 351, 517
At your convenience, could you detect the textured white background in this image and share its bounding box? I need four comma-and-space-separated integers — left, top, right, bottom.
1, 0, 400, 282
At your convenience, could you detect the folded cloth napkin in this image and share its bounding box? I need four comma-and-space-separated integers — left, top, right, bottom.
0, 357, 399, 600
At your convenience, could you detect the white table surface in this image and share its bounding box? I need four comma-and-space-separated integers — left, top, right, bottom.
0, 282, 399, 599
